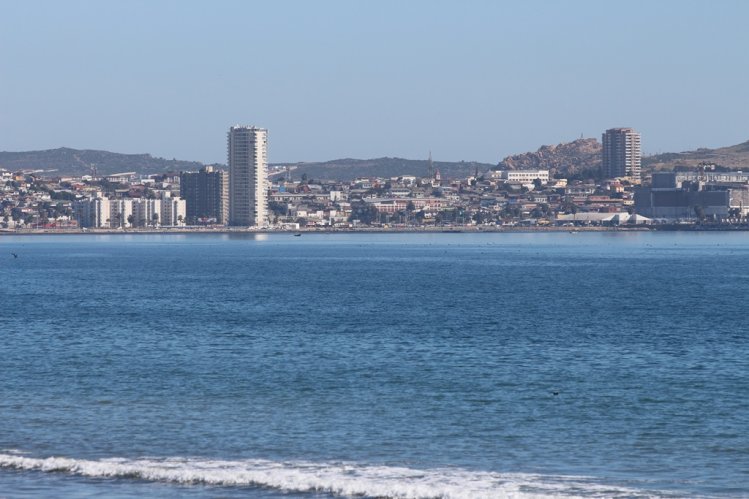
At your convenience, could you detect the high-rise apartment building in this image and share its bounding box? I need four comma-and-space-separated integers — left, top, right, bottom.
180, 166, 229, 224
228, 125, 268, 227
602, 127, 641, 181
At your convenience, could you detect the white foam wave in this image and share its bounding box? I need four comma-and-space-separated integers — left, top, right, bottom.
0, 452, 657, 498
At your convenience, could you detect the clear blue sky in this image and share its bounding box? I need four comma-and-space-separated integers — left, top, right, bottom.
1, 0, 747, 164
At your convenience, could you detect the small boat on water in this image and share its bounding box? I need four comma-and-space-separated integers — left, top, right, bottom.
294, 233, 302, 237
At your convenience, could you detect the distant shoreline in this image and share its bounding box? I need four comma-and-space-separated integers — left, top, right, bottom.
2, 225, 747, 236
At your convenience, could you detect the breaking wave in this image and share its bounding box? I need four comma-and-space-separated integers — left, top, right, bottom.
0, 452, 663, 498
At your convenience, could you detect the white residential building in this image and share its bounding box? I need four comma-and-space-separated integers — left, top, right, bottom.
228, 125, 268, 227
74, 195, 185, 228
110, 198, 134, 228
132, 198, 161, 227
74, 194, 111, 228
160, 194, 187, 226
492, 170, 550, 184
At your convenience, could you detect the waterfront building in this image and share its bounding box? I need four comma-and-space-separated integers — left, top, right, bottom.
602, 128, 641, 181
180, 166, 229, 224
160, 194, 187, 226
364, 197, 447, 213
74, 195, 185, 228
109, 198, 134, 228
132, 198, 161, 227
74, 194, 110, 228
635, 172, 749, 219
228, 125, 268, 227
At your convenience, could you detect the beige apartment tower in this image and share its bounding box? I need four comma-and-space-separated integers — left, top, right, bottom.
602, 127, 641, 181
228, 125, 268, 227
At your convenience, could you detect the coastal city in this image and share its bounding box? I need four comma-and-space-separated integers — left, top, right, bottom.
4, 2, 749, 498
2, 126, 749, 232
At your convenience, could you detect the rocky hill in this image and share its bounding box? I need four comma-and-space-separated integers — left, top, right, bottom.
496, 137, 749, 178
497, 138, 602, 178
278, 157, 495, 181
0, 147, 203, 177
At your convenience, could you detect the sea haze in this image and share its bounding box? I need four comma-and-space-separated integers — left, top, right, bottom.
0, 232, 747, 498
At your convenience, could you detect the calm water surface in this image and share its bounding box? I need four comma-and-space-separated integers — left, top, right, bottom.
0, 232, 747, 498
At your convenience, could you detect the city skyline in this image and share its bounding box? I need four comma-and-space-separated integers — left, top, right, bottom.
2, 1, 748, 164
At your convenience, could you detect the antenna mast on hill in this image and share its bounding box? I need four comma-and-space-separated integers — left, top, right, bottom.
428, 151, 434, 178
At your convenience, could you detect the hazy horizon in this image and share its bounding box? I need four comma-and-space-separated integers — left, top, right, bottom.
2, 0, 748, 164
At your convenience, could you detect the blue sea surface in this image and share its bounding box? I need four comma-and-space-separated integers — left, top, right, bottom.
0, 232, 748, 498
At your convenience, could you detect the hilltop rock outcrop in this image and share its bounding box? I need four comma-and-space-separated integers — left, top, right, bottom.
498, 138, 602, 177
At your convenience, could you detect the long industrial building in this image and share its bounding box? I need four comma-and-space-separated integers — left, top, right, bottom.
635, 172, 749, 219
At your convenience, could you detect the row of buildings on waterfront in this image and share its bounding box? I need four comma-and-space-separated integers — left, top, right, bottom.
74, 193, 186, 228
3, 125, 749, 230
70, 125, 267, 229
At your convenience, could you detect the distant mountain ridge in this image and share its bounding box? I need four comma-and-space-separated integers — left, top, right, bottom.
0, 148, 493, 180
4, 138, 749, 181
0, 147, 203, 177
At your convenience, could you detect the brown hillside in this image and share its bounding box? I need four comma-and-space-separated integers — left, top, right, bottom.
498, 138, 602, 177
644, 140, 749, 170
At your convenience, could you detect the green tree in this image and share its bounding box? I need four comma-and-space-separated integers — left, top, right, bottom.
268, 201, 288, 217
473, 211, 486, 224
693, 205, 705, 221
348, 203, 379, 225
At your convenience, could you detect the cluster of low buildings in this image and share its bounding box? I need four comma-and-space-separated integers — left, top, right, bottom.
2, 126, 749, 230
0, 162, 642, 230
0, 169, 186, 229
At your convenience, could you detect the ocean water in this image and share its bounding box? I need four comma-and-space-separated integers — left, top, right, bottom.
0, 232, 748, 498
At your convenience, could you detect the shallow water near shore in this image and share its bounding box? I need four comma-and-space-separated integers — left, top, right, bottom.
1, 232, 748, 497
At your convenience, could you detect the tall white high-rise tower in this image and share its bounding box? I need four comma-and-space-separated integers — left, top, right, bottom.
602, 127, 641, 181
228, 125, 268, 227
